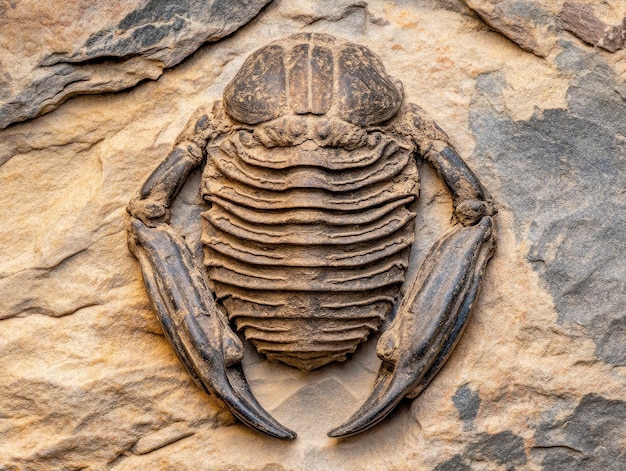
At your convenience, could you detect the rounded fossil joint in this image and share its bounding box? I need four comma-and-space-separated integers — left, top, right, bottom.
376, 329, 399, 364
239, 130, 257, 148
456, 199, 495, 225
287, 118, 306, 137
128, 199, 168, 224
222, 334, 244, 367
195, 114, 210, 132
367, 132, 382, 148
316, 119, 331, 139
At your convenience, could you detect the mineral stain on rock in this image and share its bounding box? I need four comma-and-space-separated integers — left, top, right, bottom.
433, 454, 472, 471
533, 394, 626, 470
434, 431, 527, 470
559, 2, 625, 53
467, 431, 527, 469
452, 383, 481, 428
470, 42, 626, 366
74, 0, 244, 60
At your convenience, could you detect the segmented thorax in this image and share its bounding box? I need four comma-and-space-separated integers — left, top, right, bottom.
201, 32, 419, 370
201, 116, 419, 370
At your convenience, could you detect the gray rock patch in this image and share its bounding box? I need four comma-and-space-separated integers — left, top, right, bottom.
433, 431, 528, 470
434, 454, 472, 471
0, 0, 273, 129
467, 431, 528, 469
470, 42, 626, 365
534, 394, 626, 471
452, 383, 481, 429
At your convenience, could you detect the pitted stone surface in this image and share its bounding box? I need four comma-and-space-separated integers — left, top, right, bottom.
470, 43, 626, 366
0, 0, 624, 469
0, 0, 272, 129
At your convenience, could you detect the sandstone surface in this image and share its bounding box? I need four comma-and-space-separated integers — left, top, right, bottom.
0, 1, 624, 470
0, 0, 272, 128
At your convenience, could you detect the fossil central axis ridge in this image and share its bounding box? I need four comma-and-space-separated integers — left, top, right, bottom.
202, 120, 418, 371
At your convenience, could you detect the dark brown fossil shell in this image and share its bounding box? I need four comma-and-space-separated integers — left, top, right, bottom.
223, 32, 403, 127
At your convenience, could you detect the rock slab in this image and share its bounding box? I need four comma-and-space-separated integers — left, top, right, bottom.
0, 0, 624, 470
0, 0, 272, 129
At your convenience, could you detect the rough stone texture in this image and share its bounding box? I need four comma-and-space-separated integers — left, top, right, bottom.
0, 0, 624, 470
460, 1, 626, 57
0, 0, 272, 129
534, 394, 626, 470
470, 43, 626, 366
560, 2, 625, 52
461, 0, 558, 57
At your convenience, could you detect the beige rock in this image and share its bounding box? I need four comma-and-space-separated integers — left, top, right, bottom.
461, 0, 559, 57
560, 2, 625, 52
0, 0, 624, 470
0, 0, 272, 128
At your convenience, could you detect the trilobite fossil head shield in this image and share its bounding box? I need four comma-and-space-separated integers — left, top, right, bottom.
223, 33, 403, 126
203, 33, 419, 371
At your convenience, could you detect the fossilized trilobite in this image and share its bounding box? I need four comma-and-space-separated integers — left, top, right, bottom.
128, 33, 496, 439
